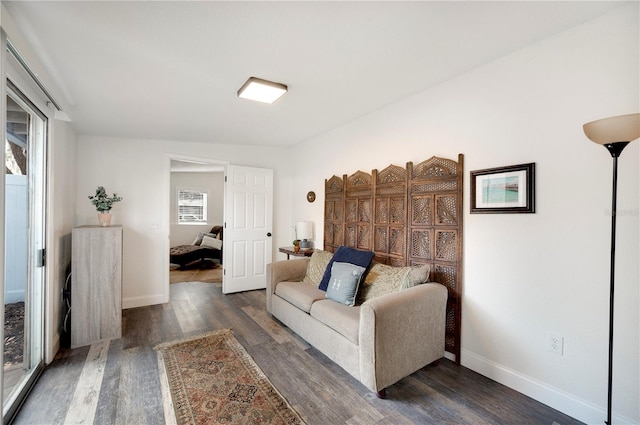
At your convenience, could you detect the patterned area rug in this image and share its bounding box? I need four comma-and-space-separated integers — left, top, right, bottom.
155, 329, 305, 425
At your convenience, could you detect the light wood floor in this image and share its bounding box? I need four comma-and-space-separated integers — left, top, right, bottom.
169, 260, 222, 283
12, 282, 584, 425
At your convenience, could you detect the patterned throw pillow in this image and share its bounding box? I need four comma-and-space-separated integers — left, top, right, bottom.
359, 263, 409, 303
405, 264, 430, 288
325, 262, 366, 306
358, 263, 431, 303
302, 250, 334, 286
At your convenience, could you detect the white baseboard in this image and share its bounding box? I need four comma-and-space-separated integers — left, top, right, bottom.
460, 349, 620, 425
444, 350, 456, 362
123, 293, 167, 309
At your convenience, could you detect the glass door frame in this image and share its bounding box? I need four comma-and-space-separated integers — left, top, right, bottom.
1, 31, 48, 424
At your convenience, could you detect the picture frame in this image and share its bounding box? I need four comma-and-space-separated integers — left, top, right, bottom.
470, 163, 535, 213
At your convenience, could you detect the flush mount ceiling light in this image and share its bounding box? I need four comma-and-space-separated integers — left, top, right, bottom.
237, 77, 288, 104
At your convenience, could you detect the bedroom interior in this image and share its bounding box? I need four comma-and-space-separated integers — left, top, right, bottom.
168, 160, 224, 284
0, 1, 638, 425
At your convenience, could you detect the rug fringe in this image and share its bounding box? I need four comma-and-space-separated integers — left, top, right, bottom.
156, 350, 178, 425
153, 328, 232, 351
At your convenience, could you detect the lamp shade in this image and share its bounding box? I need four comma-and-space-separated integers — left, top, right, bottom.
583, 113, 640, 144
295, 221, 314, 241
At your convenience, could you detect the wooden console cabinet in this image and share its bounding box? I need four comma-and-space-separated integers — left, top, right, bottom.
71, 225, 123, 348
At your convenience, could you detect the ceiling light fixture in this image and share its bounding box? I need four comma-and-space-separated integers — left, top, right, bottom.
237, 77, 288, 104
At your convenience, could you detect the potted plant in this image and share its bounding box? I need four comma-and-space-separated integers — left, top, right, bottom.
293, 239, 300, 252
88, 186, 123, 226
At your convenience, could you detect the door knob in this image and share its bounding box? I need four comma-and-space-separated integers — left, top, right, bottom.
267, 232, 272, 237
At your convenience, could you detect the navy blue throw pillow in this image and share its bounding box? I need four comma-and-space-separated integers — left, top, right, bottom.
318, 246, 375, 291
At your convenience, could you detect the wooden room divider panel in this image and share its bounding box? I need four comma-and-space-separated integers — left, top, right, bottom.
324, 154, 464, 363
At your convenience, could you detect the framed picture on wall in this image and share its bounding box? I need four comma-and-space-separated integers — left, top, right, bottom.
470, 163, 535, 213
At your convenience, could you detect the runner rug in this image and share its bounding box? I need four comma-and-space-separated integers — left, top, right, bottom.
155, 329, 305, 425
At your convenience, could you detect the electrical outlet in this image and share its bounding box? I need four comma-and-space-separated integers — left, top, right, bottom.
548, 334, 564, 355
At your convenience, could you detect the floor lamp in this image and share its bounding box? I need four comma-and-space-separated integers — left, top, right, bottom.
582, 113, 640, 425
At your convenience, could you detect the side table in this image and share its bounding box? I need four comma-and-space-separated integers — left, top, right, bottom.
279, 246, 313, 259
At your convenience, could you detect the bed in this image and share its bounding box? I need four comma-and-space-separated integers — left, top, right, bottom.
170, 225, 223, 269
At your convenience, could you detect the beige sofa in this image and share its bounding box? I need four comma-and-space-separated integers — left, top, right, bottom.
266, 255, 448, 398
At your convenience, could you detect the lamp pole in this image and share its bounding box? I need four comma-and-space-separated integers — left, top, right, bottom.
583, 113, 639, 425
602, 142, 629, 425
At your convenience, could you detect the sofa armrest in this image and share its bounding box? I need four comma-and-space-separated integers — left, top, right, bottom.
358, 283, 448, 393
266, 259, 310, 313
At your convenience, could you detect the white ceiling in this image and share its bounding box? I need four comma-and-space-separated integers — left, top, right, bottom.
4, 1, 624, 147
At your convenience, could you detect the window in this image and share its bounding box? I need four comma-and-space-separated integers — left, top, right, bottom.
178, 189, 207, 224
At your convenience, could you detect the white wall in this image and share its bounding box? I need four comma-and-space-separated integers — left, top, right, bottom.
47, 119, 77, 362
75, 137, 293, 309
291, 5, 639, 424
2, 6, 79, 363
169, 171, 224, 246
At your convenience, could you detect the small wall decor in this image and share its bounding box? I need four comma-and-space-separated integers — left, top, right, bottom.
470, 163, 535, 213
306, 191, 316, 203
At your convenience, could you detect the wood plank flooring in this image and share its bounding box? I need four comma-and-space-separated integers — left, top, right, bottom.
12, 282, 584, 425
169, 260, 222, 283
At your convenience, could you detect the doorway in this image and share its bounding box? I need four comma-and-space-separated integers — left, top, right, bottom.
3, 82, 46, 423
164, 156, 274, 297
167, 157, 225, 289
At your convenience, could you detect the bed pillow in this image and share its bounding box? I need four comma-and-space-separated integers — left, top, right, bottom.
209, 225, 223, 240
201, 235, 223, 249
302, 250, 334, 286
318, 246, 375, 291
193, 232, 217, 246
325, 262, 366, 306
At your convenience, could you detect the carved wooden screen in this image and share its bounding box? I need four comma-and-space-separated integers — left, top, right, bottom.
324, 154, 463, 363
373, 165, 407, 267
324, 175, 344, 253
345, 171, 373, 250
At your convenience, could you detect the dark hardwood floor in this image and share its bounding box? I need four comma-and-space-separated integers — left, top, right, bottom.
13, 282, 584, 425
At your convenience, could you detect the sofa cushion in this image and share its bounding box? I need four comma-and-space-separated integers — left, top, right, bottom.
310, 300, 360, 345
302, 250, 334, 286
325, 262, 366, 306
359, 263, 431, 303
275, 282, 326, 313
318, 246, 375, 291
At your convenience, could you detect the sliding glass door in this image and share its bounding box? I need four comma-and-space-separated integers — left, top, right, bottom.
3, 82, 46, 423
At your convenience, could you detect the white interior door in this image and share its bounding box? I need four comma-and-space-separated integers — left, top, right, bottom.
222, 165, 273, 294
